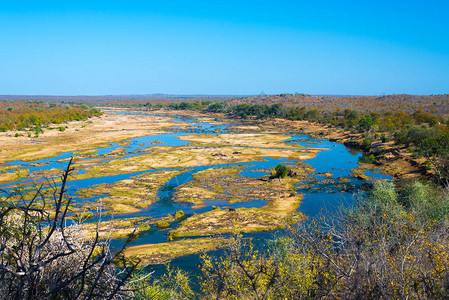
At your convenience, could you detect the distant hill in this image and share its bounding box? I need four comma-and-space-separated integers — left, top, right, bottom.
0, 94, 236, 103
1, 93, 448, 115
229, 94, 449, 116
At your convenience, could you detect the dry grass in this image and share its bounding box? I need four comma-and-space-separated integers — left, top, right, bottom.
124, 238, 230, 265
169, 207, 303, 239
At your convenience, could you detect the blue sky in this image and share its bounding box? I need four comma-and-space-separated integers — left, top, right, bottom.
0, 0, 448, 95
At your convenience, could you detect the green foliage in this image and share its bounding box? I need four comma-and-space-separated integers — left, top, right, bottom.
417, 132, 449, 184
345, 109, 361, 120
0, 100, 102, 132
358, 115, 375, 131
274, 164, 289, 179
361, 137, 372, 151
207, 102, 227, 112
419, 131, 449, 157
284, 106, 306, 120
395, 125, 442, 146
156, 220, 170, 229
174, 209, 185, 220
166, 101, 208, 111
131, 266, 194, 300
359, 153, 376, 164
34, 124, 43, 137
230, 103, 285, 119
319, 180, 449, 298
413, 109, 440, 126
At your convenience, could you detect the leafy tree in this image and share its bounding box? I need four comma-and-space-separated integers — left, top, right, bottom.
418, 132, 449, 185
358, 115, 375, 131
345, 109, 361, 120
179, 102, 193, 110
274, 164, 289, 180
361, 137, 372, 151
168, 103, 180, 110
207, 102, 226, 112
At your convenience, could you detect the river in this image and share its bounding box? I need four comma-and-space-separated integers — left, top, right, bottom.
0, 110, 392, 277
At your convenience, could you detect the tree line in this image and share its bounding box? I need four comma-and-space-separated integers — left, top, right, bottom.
0, 101, 102, 132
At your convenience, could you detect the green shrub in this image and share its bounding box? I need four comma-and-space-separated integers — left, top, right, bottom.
359, 154, 376, 164
174, 209, 185, 220
156, 220, 170, 229
361, 137, 371, 151
273, 164, 289, 179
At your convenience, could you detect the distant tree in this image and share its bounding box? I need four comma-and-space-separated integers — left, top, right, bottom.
358, 115, 375, 132
419, 132, 449, 186
304, 109, 318, 121
168, 103, 179, 110
274, 165, 289, 180
179, 102, 193, 110
345, 109, 361, 120
361, 137, 372, 151
208, 102, 226, 112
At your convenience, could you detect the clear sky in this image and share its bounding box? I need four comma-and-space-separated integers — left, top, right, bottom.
0, 0, 448, 95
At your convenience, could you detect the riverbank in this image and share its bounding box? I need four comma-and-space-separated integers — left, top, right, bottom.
144, 108, 425, 181
194, 111, 427, 181
0, 108, 183, 164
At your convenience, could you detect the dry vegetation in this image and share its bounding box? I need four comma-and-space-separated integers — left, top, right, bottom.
0, 108, 182, 163
169, 207, 303, 239
0, 100, 102, 132
228, 93, 449, 116
173, 164, 312, 209
124, 238, 230, 265
75, 169, 186, 214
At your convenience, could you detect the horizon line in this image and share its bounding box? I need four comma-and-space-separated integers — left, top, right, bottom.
0, 93, 447, 98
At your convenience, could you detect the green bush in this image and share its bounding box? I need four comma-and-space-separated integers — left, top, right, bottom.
359, 153, 376, 164
361, 137, 372, 151
174, 209, 185, 220
273, 164, 289, 179
156, 220, 170, 229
